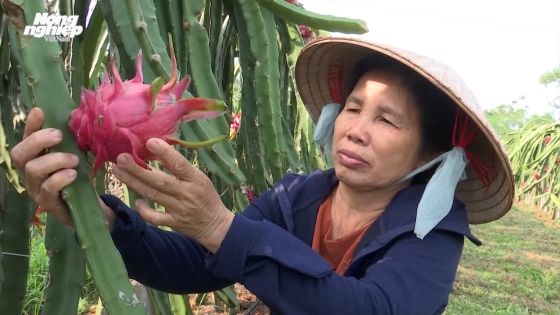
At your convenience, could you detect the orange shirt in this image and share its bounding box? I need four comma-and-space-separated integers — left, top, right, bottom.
312, 195, 374, 275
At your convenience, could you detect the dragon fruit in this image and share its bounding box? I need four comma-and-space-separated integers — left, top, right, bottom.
69, 46, 227, 175
298, 25, 314, 40
229, 111, 241, 139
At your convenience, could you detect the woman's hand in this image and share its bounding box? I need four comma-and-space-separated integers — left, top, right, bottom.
9, 107, 116, 230
111, 138, 234, 253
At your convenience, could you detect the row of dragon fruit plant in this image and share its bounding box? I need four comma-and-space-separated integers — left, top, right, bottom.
0, 0, 369, 314
504, 118, 560, 222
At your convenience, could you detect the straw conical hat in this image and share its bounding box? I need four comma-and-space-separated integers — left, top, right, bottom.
294, 36, 515, 224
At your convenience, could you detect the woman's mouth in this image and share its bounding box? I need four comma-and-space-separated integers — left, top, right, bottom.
338, 149, 368, 168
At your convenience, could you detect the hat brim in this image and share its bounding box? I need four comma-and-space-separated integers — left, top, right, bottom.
294, 36, 515, 224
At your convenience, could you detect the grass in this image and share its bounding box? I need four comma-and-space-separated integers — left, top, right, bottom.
444, 203, 560, 315
22, 228, 100, 315
19, 202, 560, 314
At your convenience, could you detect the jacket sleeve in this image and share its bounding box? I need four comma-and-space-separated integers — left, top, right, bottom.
205, 213, 465, 315
98, 192, 273, 294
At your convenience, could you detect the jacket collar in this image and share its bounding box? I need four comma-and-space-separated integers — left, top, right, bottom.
290, 168, 481, 250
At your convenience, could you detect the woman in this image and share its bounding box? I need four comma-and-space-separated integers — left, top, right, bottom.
10, 37, 514, 314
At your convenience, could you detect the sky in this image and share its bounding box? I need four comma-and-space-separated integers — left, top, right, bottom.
301, 0, 560, 116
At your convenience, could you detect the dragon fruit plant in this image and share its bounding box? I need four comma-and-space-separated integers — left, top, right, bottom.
69, 46, 228, 175
505, 121, 560, 221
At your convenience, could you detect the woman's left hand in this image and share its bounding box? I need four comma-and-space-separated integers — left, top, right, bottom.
111, 138, 234, 253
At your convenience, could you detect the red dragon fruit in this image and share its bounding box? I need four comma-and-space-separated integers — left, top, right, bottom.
69, 46, 227, 175
298, 25, 314, 40
229, 111, 241, 139
246, 188, 256, 203
30, 206, 45, 230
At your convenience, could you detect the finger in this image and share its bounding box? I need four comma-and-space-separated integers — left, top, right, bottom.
25, 152, 80, 197
38, 169, 77, 225
145, 138, 198, 181
40, 168, 77, 200
23, 107, 45, 140
136, 199, 173, 228
113, 153, 190, 198
10, 128, 64, 172
111, 163, 184, 210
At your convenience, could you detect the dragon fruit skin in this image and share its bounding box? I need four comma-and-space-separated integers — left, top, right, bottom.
69, 47, 227, 175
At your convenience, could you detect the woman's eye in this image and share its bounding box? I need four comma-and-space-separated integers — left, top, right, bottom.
381, 117, 394, 125
346, 108, 360, 113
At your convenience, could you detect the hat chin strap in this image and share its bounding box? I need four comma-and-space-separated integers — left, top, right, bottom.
313, 103, 469, 240
395, 147, 469, 239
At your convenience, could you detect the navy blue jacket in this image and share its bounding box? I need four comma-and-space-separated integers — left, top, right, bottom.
99, 168, 481, 315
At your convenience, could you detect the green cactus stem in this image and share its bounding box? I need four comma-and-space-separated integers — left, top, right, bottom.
0, 247, 2, 297
283, 21, 305, 71
213, 175, 235, 210
299, 134, 312, 174
255, 0, 369, 34
67, 0, 90, 105
275, 17, 295, 57
208, 0, 222, 71
148, 288, 173, 315
235, 188, 250, 212
262, 8, 289, 176
213, 15, 234, 95
96, 0, 137, 77
3, 1, 148, 314
40, 215, 87, 315
281, 116, 303, 173
97, 0, 168, 81
0, 168, 7, 296
179, 120, 245, 186
81, 4, 107, 88
124, 0, 173, 80
236, 0, 285, 183
0, 57, 24, 192
278, 39, 290, 118
57, 0, 72, 60
181, 0, 230, 137
213, 285, 238, 309
238, 111, 262, 196
232, 0, 270, 195
234, 121, 254, 198
168, 294, 189, 314
0, 171, 34, 315
169, 0, 188, 76
152, 0, 175, 51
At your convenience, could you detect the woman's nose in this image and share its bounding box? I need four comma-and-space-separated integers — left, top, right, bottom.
345, 117, 372, 146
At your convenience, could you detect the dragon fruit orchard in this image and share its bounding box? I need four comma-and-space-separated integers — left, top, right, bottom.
68, 47, 227, 174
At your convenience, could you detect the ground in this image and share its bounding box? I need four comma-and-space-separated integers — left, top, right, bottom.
187, 284, 269, 315
444, 202, 559, 314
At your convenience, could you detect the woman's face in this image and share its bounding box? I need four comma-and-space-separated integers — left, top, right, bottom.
332, 67, 430, 191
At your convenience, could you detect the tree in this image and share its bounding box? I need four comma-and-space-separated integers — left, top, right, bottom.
484, 96, 555, 138
539, 64, 560, 110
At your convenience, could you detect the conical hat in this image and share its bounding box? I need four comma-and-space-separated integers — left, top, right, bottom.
294, 36, 515, 224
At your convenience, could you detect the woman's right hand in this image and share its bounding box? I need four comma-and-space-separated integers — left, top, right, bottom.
9, 107, 115, 230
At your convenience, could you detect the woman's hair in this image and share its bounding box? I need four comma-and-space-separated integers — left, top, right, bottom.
341, 53, 458, 184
